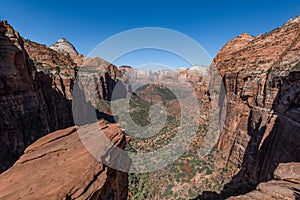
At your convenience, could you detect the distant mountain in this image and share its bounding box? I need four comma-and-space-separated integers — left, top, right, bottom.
49, 38, 78, 58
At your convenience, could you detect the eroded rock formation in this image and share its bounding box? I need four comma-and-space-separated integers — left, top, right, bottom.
24, 39, 76, 131
1, 14, 300, 199
228, 163, 300, 200
0, 20, 74, 172
213, 15, 300, 194
49, 38, 79, 58
0, 122, 129, 200
0, 21, 123, 172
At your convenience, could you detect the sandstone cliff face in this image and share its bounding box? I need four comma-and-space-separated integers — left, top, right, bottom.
49, 37, 123, 102
214, 15, 300, 193
75, 57, 123, 103
24, 39, 76, 99
24, 39, 76, 130
0, 21, 122, 173
0, 21, 55, 172
0, 122, 129, 200
27, 38, 123, 103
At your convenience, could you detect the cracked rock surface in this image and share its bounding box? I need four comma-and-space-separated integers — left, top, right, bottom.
228, 163, 300, 200
0, 122, 129, 200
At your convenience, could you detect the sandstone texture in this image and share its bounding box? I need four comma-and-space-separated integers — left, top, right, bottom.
213, 15, 300, 193
49, 38, 78, 58
75, 57, 123, 103
228, 163, 300, 200
24, 39, 76, 130
0, 21, 122, 172
50, 37, 124, 103
0, 122, 129, 200
24, 39, 76, 100
0, 21, 73, 172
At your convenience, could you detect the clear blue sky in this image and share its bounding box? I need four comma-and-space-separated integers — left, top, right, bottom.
1, 0, 300, 68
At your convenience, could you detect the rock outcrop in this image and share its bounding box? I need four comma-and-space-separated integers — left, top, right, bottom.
228, 163, 300, 200
75, 57, 124, 103
0, 122, 129, 200
0, 20, 123, 173
0, 20, 73, 172
49, 38, 78, 58
214, 33, 254, 62
2, 13, 300, 199
49, 38, 124, 103
212, 14, 300, 194
24, 39, 76, 129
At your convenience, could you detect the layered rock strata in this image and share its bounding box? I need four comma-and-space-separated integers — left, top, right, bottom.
0, 20, 123, 172
0, 20, 73, 172
213, 15, 300, 193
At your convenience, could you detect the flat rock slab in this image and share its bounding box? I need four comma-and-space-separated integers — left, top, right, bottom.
228, 163, 300, 200
0, 122, 129, 200
274, 163, 300, 184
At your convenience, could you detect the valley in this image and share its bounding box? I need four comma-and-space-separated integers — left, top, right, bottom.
0, 13, 299, 200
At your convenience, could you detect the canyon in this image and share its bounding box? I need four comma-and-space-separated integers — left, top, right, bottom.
0, 20, 122, 173
0, 15, 299, 200
211, 15, 300, 198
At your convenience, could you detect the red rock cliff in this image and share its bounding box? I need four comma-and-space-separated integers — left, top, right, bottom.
0, 20, 74, 172
0, 21, 123, 172
214, 15, 300, 193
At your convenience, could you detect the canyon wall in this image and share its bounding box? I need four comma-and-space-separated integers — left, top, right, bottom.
0, 20, 73, 172
1, 14, 300, 199
214, 15, 300, 193
0, 21, 122, 172
24, 38, 76, 131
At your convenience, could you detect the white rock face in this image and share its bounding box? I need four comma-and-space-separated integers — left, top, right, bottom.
287, 14, 300, 25
119, 65, 209, 89
49, 38, 78, 56
189, 65, 209, 75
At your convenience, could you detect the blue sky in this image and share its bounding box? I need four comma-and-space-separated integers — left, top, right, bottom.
1, 0, 300, 68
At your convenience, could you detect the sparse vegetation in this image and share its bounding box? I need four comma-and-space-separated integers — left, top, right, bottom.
124, 85, 230, 199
